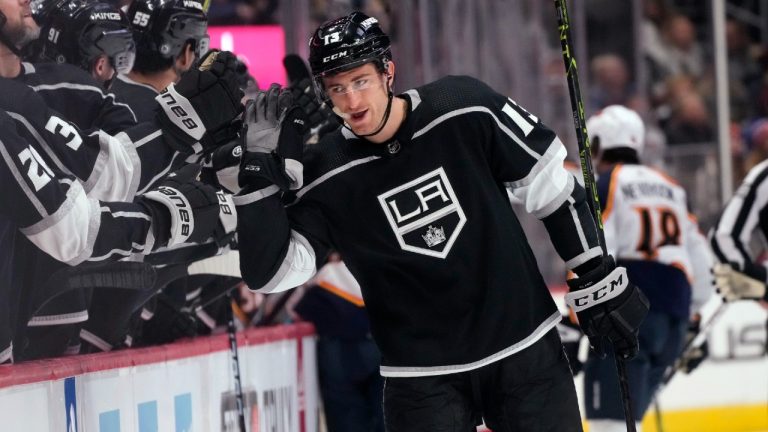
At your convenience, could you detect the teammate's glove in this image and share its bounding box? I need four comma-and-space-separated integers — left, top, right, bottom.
156, 50, 245, 154
139, 164, 221, 247
713, 262, 768, 301
239, 83, 308, 190
201, 140, 243, 193
556, 315, 584, 375
676, 315, 708, 374
283, 54, 339, 143
566, 255, 649, 360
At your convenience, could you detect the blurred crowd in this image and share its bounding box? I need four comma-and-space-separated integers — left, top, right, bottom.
587, 0, 768, 184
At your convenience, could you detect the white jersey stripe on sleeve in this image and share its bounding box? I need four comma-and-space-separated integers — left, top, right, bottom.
255, 230, 317, 293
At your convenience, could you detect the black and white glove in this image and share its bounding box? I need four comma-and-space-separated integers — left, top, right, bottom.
156, 50, 245, 154
201, 140, 243, 193
139, 164, 221, 247
713, 262, 768, 301
239, 83, 308, 190
566, 256, 649, 360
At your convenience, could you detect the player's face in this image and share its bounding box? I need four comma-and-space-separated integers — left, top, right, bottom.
0, 0, 40, 49
323, 63, 390, 136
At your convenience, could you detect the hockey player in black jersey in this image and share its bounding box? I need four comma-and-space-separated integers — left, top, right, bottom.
235, 12, 648, 431
0, 108, 228, 363
0, 50, 243, 360
29, 0, 135, 87
0, 0, 137, 133
111, 0, 209, 122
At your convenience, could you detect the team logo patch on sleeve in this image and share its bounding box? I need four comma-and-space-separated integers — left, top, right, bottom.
377, 167, 466, 258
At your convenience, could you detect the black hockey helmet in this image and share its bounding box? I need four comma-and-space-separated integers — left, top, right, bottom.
308, 12, 391, 101
126, 0, 209, 59
33, 0, 136, 75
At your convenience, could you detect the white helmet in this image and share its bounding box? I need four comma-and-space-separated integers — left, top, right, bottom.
586, 105, 645, 153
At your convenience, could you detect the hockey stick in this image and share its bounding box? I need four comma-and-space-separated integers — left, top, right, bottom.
553, 1, 638, 430
30, 261, 158, 319
152, 251, 242, 290
225, 289, 247, 432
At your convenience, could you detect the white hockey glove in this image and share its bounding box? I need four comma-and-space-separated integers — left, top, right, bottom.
239, 83, 307, 191
156, 50, 244, 154
139, 164, 221, 247
566, 255, 649, 360
713, 263, 767, 301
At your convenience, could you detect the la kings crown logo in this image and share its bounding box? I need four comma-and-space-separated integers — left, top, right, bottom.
378, 167, 466, 258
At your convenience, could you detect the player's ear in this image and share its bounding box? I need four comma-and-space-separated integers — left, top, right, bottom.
386, 60, 395, 84
92, 55, 113, 83
177, 42, 196, 72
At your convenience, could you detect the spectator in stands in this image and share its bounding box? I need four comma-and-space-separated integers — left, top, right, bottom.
743, 118, 768, 173
207, 0, 256, 25
646, 14, 705, 92
663, 91, 714, 145
588, 53, 644, 114
207, 0, 277, 25
726, 19, 762, 122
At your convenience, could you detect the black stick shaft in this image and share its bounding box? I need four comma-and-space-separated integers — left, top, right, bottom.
554, 1, 637, 431
226, 292, 247, 432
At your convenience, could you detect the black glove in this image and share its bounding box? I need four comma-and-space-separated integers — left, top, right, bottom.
239, 83, 308, 190
283, 54, 339, 143
677, 315, 708, 374
201, 140, 242, 193
156, 50, 245, 154
139, 164, 221, 247
566, 255, 649, 360
556, 314, 584, 375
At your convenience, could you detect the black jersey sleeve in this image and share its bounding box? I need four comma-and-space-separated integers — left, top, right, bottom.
2, 78, 185, 201
23, 63, 138, 134
475, 80, 602, 271
0, 110, 159, 265
235, 185, 328, 293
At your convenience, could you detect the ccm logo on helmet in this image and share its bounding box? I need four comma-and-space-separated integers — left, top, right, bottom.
323, 51, 347, 63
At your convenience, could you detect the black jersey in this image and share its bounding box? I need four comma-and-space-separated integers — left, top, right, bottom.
237, 76, 601, 376
15, 62, 137, 134
0, 77, 186, 200
0, 109, 160, 266
110, 73, 161, 123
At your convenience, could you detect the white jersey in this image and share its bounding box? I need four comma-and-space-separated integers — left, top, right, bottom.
599, 163, 713, 316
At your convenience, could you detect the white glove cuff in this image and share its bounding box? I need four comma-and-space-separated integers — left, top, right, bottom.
144, 186, 194, 247
216, 191, 238, 234
565, 266, 628, 313
156, 84, 206, 142
285, 158, 304, 190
